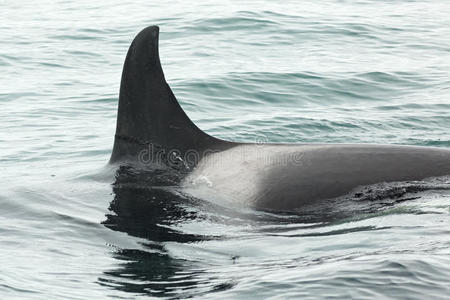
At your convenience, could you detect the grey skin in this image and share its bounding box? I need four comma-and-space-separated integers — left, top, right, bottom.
110, 26, 450, 212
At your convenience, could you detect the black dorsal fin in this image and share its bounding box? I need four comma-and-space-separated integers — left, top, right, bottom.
110, 26, 232, 164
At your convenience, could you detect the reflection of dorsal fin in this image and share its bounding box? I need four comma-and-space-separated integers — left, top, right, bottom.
110, 26, 232, 164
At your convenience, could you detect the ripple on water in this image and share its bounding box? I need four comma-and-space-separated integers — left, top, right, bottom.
1, 0, 450, 299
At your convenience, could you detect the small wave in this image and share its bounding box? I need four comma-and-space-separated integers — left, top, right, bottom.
183, 16, 279, 33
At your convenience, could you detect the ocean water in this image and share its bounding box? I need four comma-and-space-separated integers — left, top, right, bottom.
1, 0, 450, 299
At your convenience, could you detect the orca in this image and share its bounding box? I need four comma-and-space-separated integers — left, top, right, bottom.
110, 26, 450, 212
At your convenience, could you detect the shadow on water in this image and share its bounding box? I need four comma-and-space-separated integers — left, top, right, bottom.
98, 166, 235, 298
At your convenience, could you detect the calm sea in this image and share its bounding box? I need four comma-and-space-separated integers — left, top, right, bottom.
1, 0, 450, 299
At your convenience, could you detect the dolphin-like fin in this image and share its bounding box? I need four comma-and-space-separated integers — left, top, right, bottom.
110, 26, 232, 165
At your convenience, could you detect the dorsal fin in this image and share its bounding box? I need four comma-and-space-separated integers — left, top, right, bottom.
110, 26, 232, 165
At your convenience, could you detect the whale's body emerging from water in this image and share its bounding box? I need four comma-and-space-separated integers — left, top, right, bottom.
110, 26, 450, 212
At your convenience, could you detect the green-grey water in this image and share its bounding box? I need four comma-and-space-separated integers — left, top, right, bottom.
1, 1, 450, 299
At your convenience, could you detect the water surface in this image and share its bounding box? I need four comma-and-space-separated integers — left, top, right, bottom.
1, 0, 450, 299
